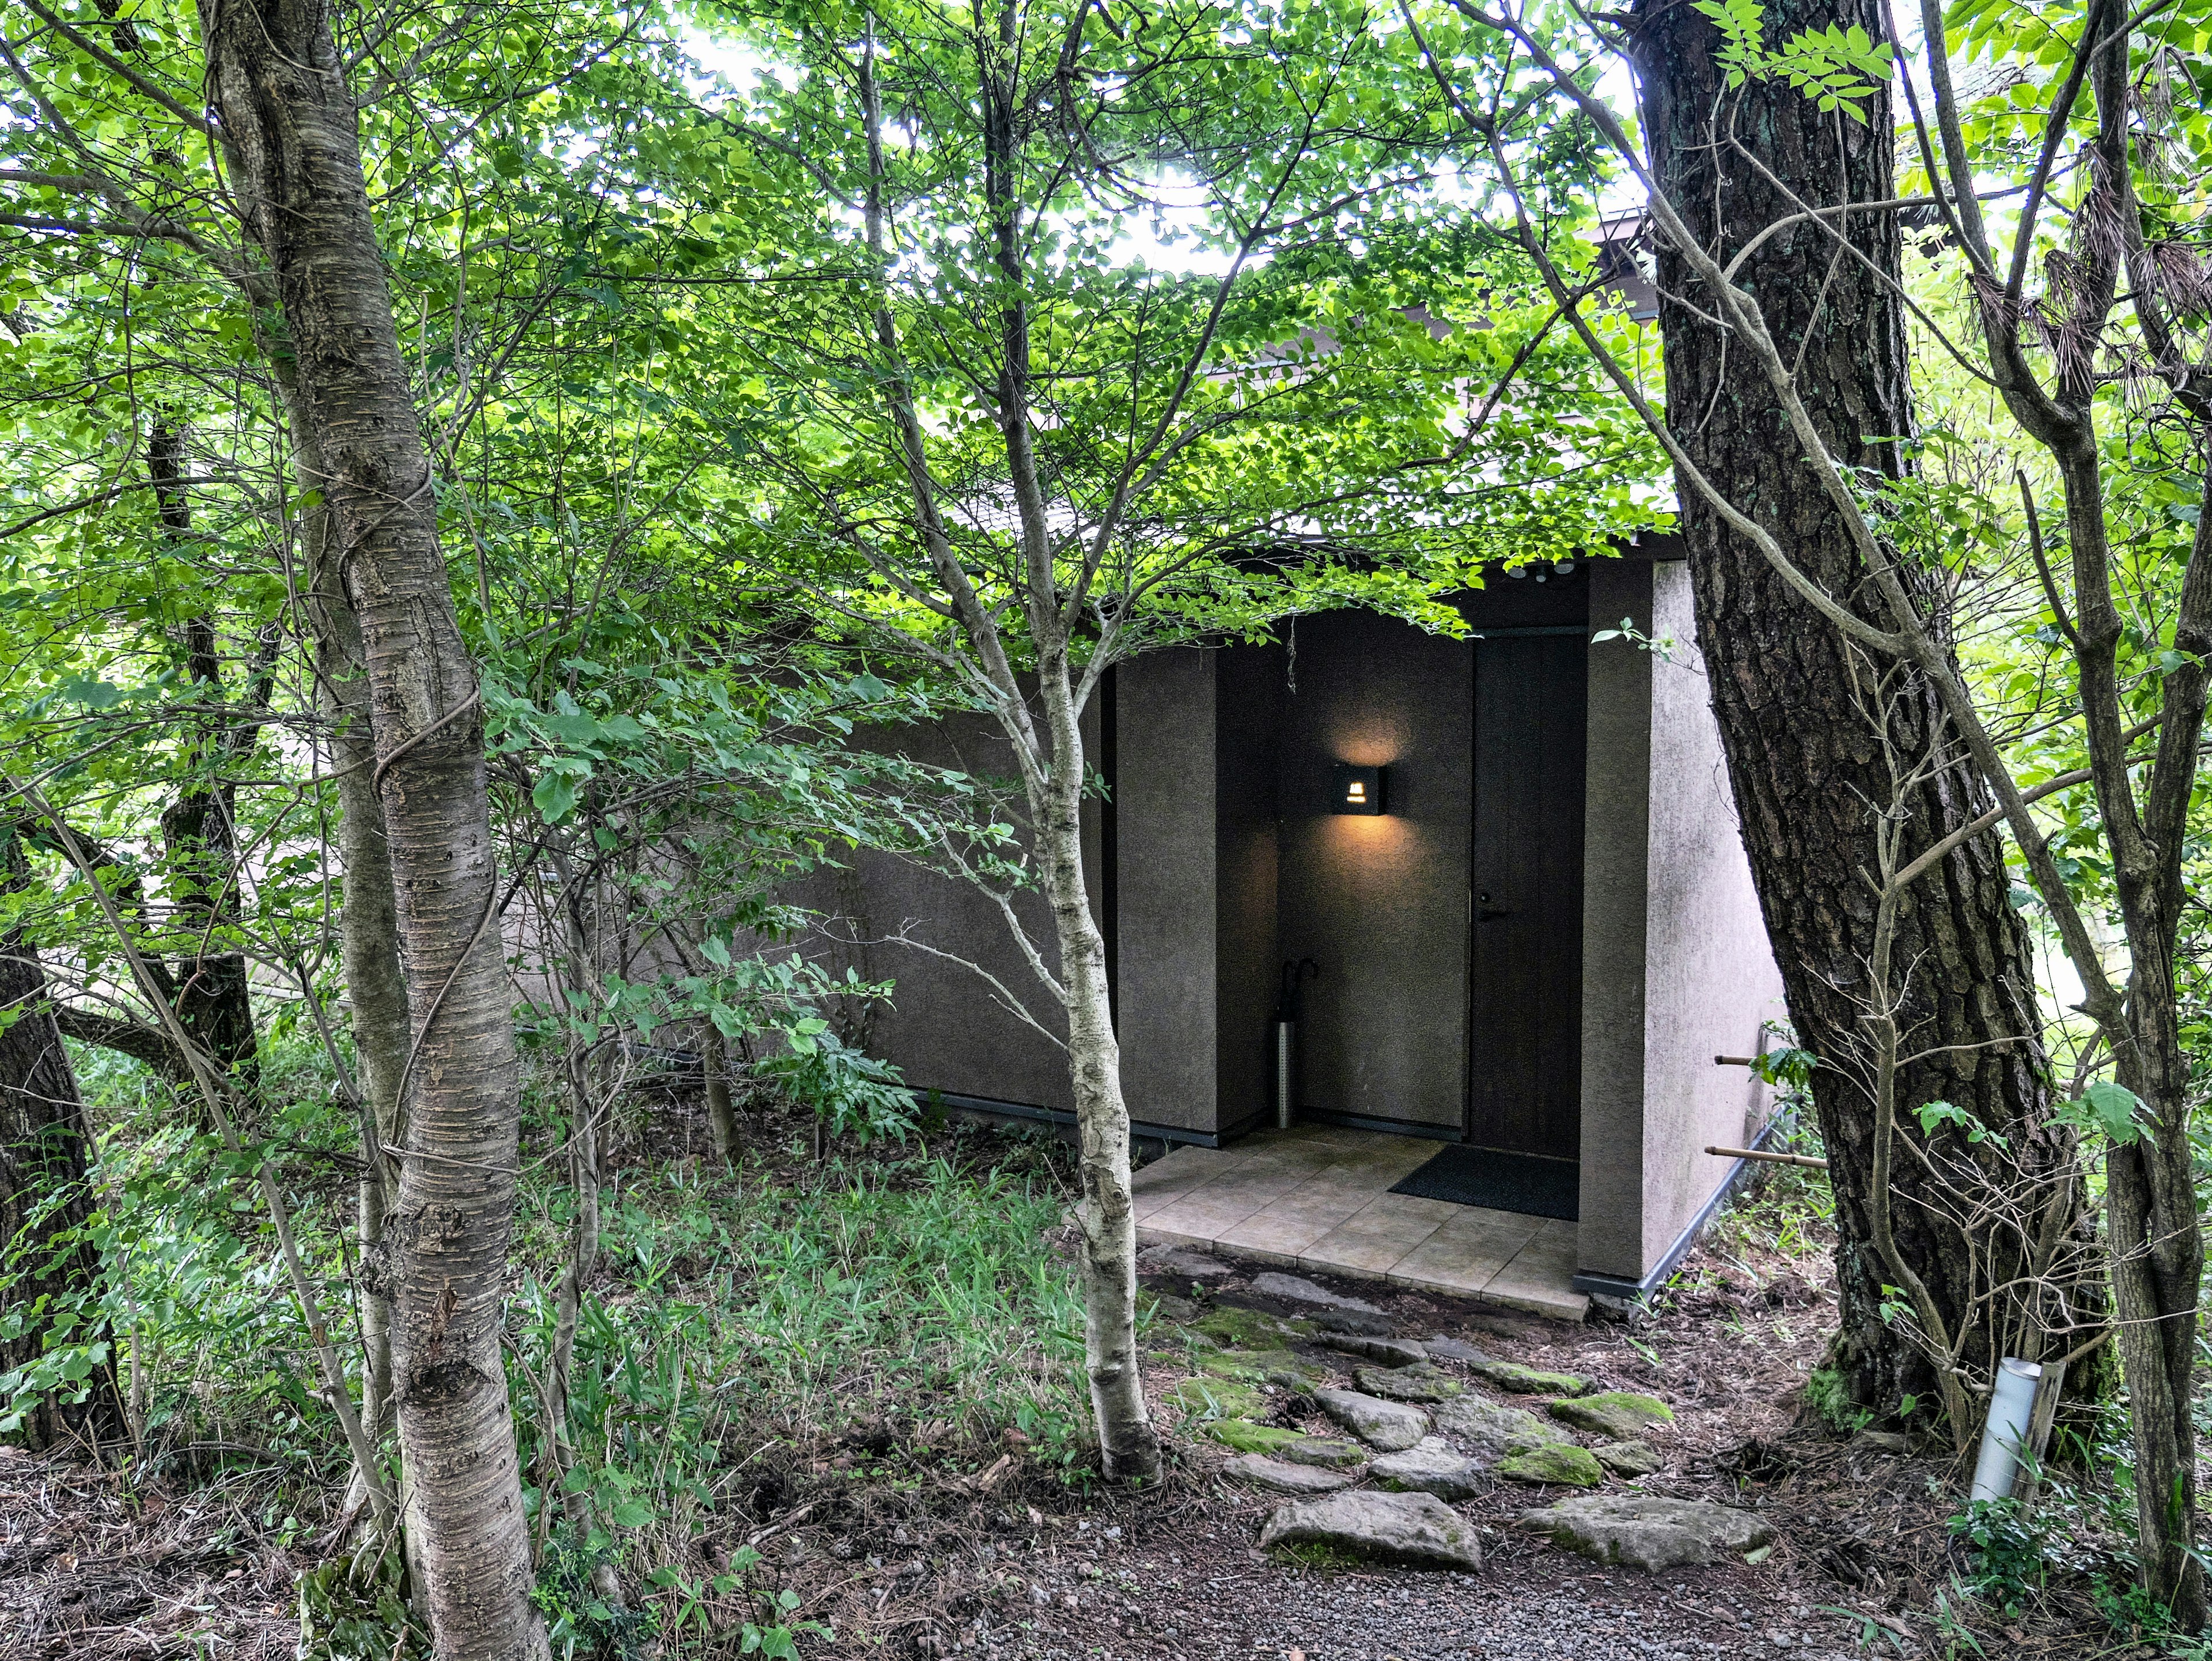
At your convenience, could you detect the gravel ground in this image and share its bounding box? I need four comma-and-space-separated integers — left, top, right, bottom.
973, 1527, 1871, 1660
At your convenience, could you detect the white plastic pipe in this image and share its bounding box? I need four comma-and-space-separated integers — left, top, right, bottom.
1969, 1357, 2043, 1503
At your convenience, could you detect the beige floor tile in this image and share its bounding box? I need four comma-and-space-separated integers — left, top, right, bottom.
1138, 1193, 1270, 1242
1132, 1144, 1253, 1193
1385, 1206, 1547, 1296
1136, 1220, 1219, 1251
1483, 1282, 1592, 1323
1299, 1192, 1460, 1278
1213, 1168, 1384, 1263
1130, 1144, 1260, 1220
1132, 1128, 1590, 1322
1369, 1138, 1457, 1181
1481, 1220, 1586, 1321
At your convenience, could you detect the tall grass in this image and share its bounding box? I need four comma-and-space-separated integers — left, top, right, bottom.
508, 1147, 1092, 1655
54, 1036, 1093, 1655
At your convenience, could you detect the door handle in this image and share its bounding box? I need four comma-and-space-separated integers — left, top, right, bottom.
1478, 907, 1514, 921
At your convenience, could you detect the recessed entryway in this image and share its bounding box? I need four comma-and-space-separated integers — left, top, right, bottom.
1130, 1125, 1588, 1322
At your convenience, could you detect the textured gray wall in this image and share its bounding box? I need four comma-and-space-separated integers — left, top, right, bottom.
1577, 560, 1656, 1279
1115, 649, 1223, 1133
1275, 610, 1474, 1129
794, 701, 1102, 1115
1214, 646, 1286, 1134
1638, 561, 1785, 1265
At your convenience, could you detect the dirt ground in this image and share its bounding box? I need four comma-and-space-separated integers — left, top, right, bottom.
0, 1172, 2149, 1660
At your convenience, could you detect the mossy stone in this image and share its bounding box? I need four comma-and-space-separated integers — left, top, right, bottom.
1200, 1346, 1298, 1384
1592, 1440, 1662, 1478
1191, 1304, 1313, 1350
1279, 1436, 1368, 1470
1549, 1392, 1675, 1443
1353, 1362, 1463, 1403
1168, 1376, 1268, 1421
1496, 1442, 1605, 1487
1206, 1419, 1302, 1454
1434, 1395, 1569, 1458
1467, 1357, 1591, 1396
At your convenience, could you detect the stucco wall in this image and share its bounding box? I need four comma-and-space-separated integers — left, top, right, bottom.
1214, 645, 1285, 1135
1638, 561, 1785, 1268
1115, 649, 1224, 1133
1577, 560, 1655, 1280
790, 702, 1102, 1115
1275, 610, 1474, 1130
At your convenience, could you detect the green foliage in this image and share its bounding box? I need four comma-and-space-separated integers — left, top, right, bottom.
1692, 0, 1896, 120
533, 1530, 665, 1660
2056, 1080, 2153, 1148
753, 1030, 916, 1145
1915, 1099, 2010, 1151
499, 1141, 1089, 1633
3, 1049, 360, 1464
297, 1542, 429, 1661
1947, 1497, 2051, 1617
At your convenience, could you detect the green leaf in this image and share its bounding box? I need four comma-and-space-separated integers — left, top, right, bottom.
2066, 1079, 2150, 1145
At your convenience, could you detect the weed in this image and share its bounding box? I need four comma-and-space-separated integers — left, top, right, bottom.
1813, 1603, 1908, 1654
1947, 1497, 2050, 1616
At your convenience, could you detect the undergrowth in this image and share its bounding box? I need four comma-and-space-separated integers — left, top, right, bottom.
28, 1031, 1093, 1657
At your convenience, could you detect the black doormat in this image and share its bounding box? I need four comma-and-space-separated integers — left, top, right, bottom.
1389, 1144, 1580, 1221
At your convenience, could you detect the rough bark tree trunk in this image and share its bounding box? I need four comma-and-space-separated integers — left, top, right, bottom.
0, 831, 127, 1456
1632, 0, 2095, 1417
149, 421, 263, 1107
703, 1027, 737, 1164
200, 5, 544, 1654
293, 395, 411, 1454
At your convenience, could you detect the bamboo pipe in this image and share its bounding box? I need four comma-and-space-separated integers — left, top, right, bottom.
1706, 1144, 1830, 1170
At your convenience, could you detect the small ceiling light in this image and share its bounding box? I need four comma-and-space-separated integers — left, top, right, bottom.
1554, 558, 1576, 576
1331, 763, 1385, 815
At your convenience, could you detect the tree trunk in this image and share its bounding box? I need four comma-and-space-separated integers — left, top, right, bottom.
293, 387, 411, 1463
1032, 660, 1158, 1483
703, 1026, 738, 1164
1632, 0, 2094, 1418
201, 6, 544, 1655
150, 422, 264, 1107
0, 831, 127, 1455
2091, 460, 2212, 1622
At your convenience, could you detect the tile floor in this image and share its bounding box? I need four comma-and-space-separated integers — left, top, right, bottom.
1133, 1123, 1589, 1322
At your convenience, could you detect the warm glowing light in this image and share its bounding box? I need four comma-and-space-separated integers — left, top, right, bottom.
1331, 763, 1386, 815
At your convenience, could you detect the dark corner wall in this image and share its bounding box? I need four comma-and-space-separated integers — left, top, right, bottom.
1113, 570, 1592, 1142
1274, 611, 1473, 1132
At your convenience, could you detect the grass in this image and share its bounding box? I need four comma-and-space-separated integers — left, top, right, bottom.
46, 1032, 1101, 1656
503, 1141, 1097, 1649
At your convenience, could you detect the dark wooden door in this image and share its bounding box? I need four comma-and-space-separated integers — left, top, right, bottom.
1467, 633, 1587, 1159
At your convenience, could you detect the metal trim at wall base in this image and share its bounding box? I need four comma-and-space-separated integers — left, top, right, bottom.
1570, 1115, 1789, 1301
915, 1089, 1240, 1151
1290, 1108, 1466, 1144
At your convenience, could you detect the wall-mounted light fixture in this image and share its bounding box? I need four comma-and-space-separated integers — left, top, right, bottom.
1331, 763, 1386, 815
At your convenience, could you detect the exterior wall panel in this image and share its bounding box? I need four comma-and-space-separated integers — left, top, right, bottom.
1638, 561, 1785, 1267
1275, 611, 1472, 1130
1115, 650, 1223, 1133
1577, 560, 1655, 1279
